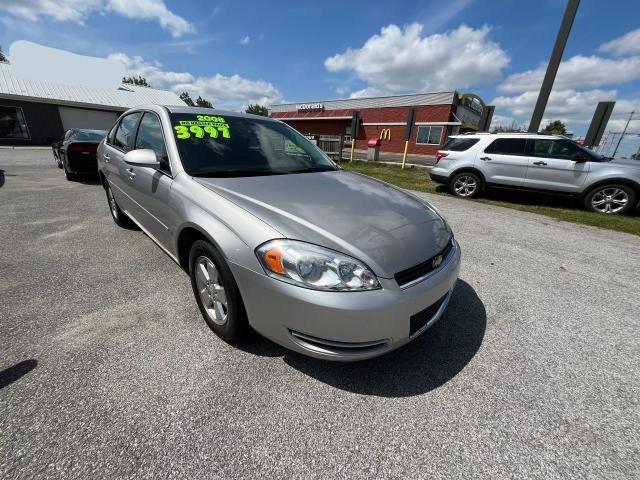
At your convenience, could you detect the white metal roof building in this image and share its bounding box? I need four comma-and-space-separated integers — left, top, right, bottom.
0, 62, 185, 145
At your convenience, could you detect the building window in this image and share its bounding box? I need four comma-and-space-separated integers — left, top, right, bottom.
0, 106, 30, 139
416, 126, 443, 145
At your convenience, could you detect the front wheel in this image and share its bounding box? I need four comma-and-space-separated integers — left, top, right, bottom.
584, 184, 636, 215
449, 172, 482, 198
189, 240, 248, 342
105, 182, 136, 228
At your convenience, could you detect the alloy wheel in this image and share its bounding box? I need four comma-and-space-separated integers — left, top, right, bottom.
453, 175, 478, 197
195, 256, 228, 325
591, 187, 628, 214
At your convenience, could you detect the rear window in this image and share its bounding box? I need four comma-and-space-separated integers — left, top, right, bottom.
441, 138, 480, 151
484, 138, 528, 155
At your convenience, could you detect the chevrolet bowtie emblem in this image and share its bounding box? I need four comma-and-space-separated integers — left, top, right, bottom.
432, 255, 443, 269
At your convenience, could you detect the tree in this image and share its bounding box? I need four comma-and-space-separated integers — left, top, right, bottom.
0, 45, 7, 63
180, 91, 195, 106
122, 76, 151, 87
541, 120, 568, 135
195, 96, 213, 108
245, 104, 269, 116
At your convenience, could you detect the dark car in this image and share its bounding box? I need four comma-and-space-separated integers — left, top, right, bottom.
52, 129, 107, 180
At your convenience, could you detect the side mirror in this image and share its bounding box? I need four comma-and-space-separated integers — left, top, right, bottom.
123, 149, 160, 168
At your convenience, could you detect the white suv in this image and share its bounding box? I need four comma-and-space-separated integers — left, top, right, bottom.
429, 133, 640, 215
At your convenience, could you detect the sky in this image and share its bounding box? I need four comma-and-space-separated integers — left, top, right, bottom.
0, 0, 639, 154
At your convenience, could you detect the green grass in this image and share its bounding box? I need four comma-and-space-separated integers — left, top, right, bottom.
342, 160, 640, 237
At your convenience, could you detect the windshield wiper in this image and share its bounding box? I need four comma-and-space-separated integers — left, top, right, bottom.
288, 167, 337, 174
192, 170, 288, 178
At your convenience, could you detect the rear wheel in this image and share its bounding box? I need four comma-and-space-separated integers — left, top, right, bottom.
189, 240, 248, 342
450, 172, 482, 198
105, 182, 136, 228
584, 184, 636, 215
63, 165, 77, 181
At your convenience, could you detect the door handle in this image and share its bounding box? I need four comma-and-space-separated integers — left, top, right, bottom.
126, 167, 136, 179
480, 156, 492, 161
533, 161, 548, 166
103, 153, 110, 162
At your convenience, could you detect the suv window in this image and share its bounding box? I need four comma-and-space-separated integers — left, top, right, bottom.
135, 112, 170, 173
113, 112, 142, 151
442, 138, 479, 151
484, 138, 528, 155
533, 139, 585, 160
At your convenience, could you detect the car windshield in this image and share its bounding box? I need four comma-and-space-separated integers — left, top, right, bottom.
170, 113, 337, 177
71, 130, 107, 141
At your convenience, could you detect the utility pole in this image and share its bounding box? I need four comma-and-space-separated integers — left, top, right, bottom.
528, 0, 581, 132
612, 110, 634, 158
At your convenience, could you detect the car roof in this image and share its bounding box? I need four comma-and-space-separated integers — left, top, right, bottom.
161, 104, 278, 122
449, 132, 564, 140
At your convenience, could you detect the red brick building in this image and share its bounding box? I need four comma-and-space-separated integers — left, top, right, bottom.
270, 91, 485, 156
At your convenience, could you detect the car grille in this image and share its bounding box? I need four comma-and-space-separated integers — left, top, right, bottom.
409, 293, 449, 336
394, 237, 454, 287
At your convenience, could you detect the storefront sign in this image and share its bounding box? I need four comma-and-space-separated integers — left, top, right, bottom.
296, 103, 324, 112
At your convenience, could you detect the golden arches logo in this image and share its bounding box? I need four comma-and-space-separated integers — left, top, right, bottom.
379, 128, 392, 141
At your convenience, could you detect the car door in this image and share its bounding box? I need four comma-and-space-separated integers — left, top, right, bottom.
524, 139, 591, 193
103, 112, 143, 217
479, 137, 529, 187
125, 111, 176, 249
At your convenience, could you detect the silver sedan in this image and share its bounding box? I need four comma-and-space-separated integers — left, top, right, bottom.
97, 105, 461, 361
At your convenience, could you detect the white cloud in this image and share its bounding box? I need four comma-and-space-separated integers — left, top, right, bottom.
324, 23, 509, 94
493, 88, 619, 122
0, 0, 194, 37
599, 28, 640, 57
240, 36, 251, 45
493, 88, 640, 133
106, 0, 194, 37
498, 55, 640, 94
110, 53, 282, 110
0, 0, 101, 22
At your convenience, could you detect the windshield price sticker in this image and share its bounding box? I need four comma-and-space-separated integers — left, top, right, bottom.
173, 115, 231, 140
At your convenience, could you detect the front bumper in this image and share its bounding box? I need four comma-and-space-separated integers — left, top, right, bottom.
230, 240, 461, 361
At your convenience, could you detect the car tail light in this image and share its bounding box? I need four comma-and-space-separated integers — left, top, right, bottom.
68, 143, 98, 154
435, 152, 449, 164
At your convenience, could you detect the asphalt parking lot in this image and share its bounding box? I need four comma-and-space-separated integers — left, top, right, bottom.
1, 149, 639, 479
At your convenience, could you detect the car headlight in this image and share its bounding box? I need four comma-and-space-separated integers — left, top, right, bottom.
256, 239, 380, 291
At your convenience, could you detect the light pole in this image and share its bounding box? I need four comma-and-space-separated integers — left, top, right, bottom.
612, 110, 635, 158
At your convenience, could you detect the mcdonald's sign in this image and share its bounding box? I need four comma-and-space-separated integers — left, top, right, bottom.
379, 128, 391, 141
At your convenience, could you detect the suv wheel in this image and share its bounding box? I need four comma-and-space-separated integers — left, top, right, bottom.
584, 184, 636, 215
105, 183, 137, 228
450, 172, 481, 198
189, 240, 248, 342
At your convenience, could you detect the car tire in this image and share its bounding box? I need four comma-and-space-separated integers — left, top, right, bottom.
105, 182, 137, 229
189, 240, 248, 342
63, 165, 77, 181
449, 172, 482, 198
584, 184, 636, 215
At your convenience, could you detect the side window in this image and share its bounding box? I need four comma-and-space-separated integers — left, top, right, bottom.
484, 138, 528, 155
135, 112, 170, 173
533, 139, 582, 159
113, 112, 142, 152
107, 123, 119, 145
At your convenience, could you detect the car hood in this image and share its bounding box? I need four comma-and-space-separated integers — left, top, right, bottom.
193, 170, 451, 278
608, 158, 640, 168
